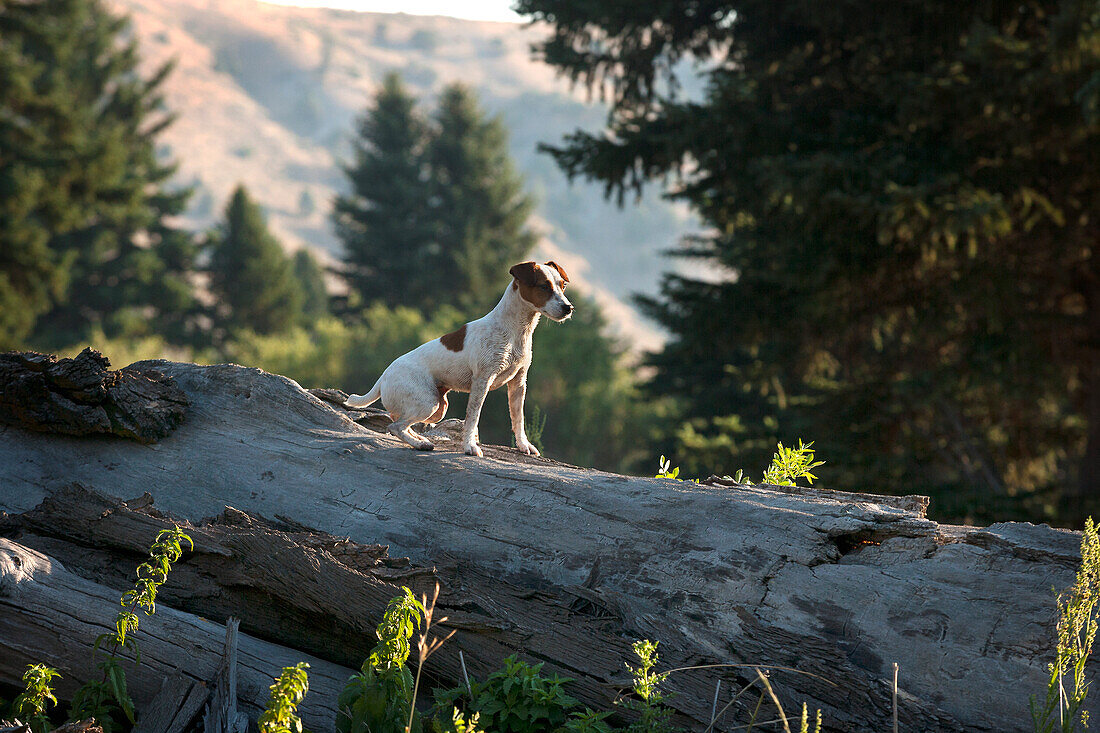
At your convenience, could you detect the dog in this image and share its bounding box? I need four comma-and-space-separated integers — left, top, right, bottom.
345, 261, 573, 457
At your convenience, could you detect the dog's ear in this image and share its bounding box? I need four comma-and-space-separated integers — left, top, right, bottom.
510, 261, 540, 287
545, 261, 569, 285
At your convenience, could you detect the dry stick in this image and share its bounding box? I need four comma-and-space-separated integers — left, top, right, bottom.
710, 679, 722, 730
707, 678, 764, 733
755, 669, 792, 733
459, 651, 472, 697
892, 662, 899, 733
406, 584, 456, 733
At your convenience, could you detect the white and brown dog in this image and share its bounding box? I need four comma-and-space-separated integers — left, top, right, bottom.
345, 261, 572, 457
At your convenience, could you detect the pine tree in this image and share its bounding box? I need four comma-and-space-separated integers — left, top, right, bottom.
333, 73, 438, 309
207, 186, 303, 335
0, 0, 199, 347
518, 0, 1100, 523
429, 83, 536, 313
293, 248, 330, 324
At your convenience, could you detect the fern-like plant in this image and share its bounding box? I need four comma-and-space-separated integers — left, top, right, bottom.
69, 526, 192, 731
11, 664, 61, 733
258, 662, 311, 733
620, 640, 677, 733
337, 587, 426, 733
1031, 517, 1100, 733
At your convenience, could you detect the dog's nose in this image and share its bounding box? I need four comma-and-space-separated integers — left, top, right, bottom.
563, 303, 573, 315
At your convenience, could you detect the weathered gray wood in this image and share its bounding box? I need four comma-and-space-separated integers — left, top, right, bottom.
0, 539, 353, 731
0, 360, 1093, 731
132, 672, 208, 733
203, 618, 248, 733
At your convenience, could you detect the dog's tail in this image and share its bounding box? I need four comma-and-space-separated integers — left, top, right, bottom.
345, 379, 381, 409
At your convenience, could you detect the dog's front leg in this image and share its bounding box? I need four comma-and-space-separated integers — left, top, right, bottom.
507, 371, 539, 456
462, 375, 492, 457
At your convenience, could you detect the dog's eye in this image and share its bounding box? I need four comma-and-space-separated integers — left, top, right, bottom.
541, 283, 553, 291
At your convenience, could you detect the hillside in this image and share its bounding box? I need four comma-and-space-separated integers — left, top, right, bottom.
109, 0, 694, 350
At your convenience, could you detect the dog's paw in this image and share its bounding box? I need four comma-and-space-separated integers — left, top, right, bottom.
415, 440, 435, 451
516, 440, 540, 456
464, 442, 484, 458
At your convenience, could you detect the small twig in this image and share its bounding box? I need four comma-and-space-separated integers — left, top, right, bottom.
755, 669, 791, 733
663, 663, 839, 687
709, 679, 721, 730
459, 650, 473, 697
892, 662, 899, 733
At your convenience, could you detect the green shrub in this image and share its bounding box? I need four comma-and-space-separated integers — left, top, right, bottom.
259, 663, 311, 733
619, 641, 676, 733
11, 664, 61, 733
70, 526, 192, 732
1032, 517, 1100, 733
337, 588, 425, 733
435, 656, 580, 733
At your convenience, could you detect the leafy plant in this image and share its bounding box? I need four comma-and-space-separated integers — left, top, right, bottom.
619, 640, 676, 733
760, 441, 824, 487
655, 456, 680, 480
337, 588, 426, 733
448, 708, 485, 733
1031, 517, 1100, 733
70, 526, 192, 731
11, 664, 60, 733
258, 662, 311, 733
436, 656, 580, 733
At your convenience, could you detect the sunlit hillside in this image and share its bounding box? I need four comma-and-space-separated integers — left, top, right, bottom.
111, 0, 696, 350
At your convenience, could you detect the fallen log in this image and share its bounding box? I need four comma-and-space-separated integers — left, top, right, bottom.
0, 349, 188, 442
0, 359, 1093, 731
0, 538, 353, 729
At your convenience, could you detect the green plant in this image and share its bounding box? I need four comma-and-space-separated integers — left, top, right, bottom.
526, 405, 547, 455
798, 703, 822, 733
1031, 517, 1100, 733
258, 662, 311, 733
11, 664, 61, 733
337, 587, 427, 733
619, 640, 676, 733
70, 526, 193, 731
449, 708, 485, 733
655, 456, 681, 480
436, 655, 580, 733
760, 441, 824, 487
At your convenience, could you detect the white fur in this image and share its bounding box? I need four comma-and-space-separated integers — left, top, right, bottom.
345, 264, 572, 457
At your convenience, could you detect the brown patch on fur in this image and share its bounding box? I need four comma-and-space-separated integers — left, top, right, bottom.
428, 386, 449, 424
440, 324, 467, 352
510, 261, 552, 308
545, 261, 569, 286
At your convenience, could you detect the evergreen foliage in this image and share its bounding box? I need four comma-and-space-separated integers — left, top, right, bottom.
293, 248, 331, 324
0, 0, 198, 348
517, 0, 1100, 524
333, 72, 439, 309
429, 83, 536, 313
207, 185, 304, 336
334, 75, 536, 316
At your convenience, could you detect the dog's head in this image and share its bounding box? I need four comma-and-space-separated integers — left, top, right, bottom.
509, 261, 573, 322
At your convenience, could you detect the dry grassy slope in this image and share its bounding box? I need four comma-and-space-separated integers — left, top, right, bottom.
111, 0, 689, 351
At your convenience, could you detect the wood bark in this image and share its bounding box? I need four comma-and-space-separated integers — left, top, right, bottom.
0, 359, 1094, 731
0, 538, 353, 729
0, 349, 188, 442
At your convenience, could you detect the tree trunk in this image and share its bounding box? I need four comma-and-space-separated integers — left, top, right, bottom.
0, 360, 1092, 732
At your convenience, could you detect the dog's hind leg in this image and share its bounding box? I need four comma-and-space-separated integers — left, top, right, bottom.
383, 379, 440, 450
425, 388, 449, 425
388, 418, 435, 450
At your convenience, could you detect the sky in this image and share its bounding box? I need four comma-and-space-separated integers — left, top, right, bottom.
264, 0, 523, 23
